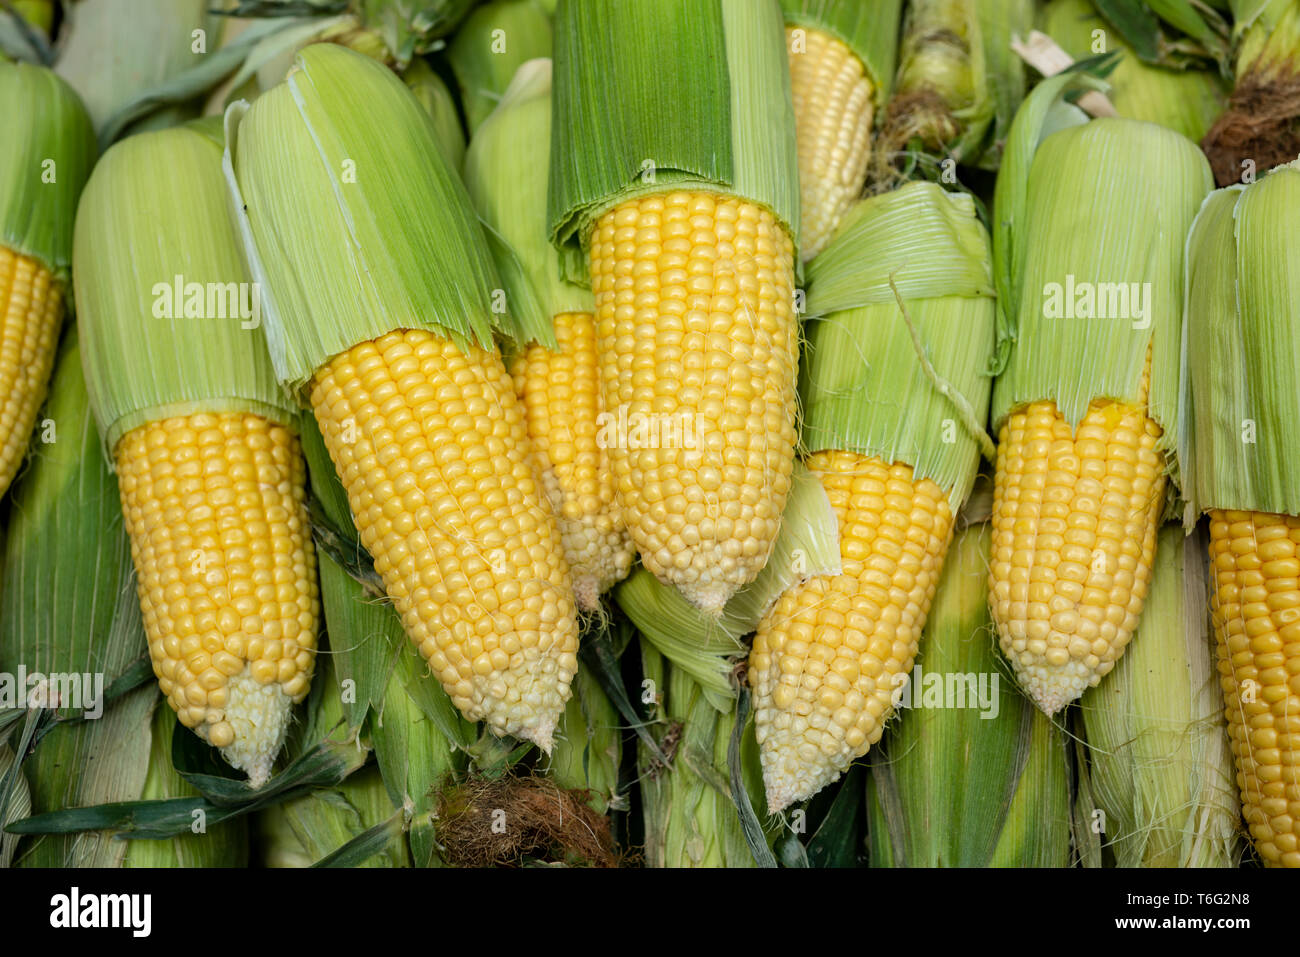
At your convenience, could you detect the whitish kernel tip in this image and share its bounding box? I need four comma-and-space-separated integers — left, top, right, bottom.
195, 667, 292, 786
522, 717, 556, 755
573, 575, 601, 613
676, 580, 736, 616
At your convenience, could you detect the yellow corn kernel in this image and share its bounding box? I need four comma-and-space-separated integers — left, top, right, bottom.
1209, 509, 1300, 868
116, 412, 319, 786
787, 25, 875, 261
749, 450, 954, 812
589, 190, 799, 614
0, 246, 61, 498
990, 358, 1165, 715
310, 329, 579, 749
510, 311, 634, 611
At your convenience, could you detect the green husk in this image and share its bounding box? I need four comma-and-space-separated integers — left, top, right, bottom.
260, 766, 403, 867
1079, 525, 1240, 867
986, 706, 1072, 866
448, 0, 554, 134
0, 331, 144, 722
463, 58, 586, 349
612, 463, 842, 712
638, 641, 773, 867
548, 0, 799, 259
1088, 0, 1230, 69
0, 2, 52, 62
778, 0, 902, 107
865, 521, 1071, 866
0, 741, 29, 867
404, 56, 466, 169
546, 661, 623, 813
258, 645, 408, 868
354, 0, 479, 65
1040, 0, 1226, 141
16, 686, 156, 868
801, 181, 996, 512
0, 61, 96, 279
54, 0, 223, 136
73, 121, 296, 453
1182, 162, 1300, 517
881, 0, 1033, 168
991, 79, 1213, 482
0, 332, 167, 867
225, 43, 504, 393
317, 549, 470, 866
973, 0, 1036, 170
121, 701, 250, 867
1231, 0, 1300, 83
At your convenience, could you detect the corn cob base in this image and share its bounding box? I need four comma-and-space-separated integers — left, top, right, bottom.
0, 246, 62, 499
310, 329, 579, 750
749, 450, 953, 812
510, 312, 634, 611
589, 191, 799, 614
1209, 509, 1300, 867
991, 383, 1166, 716
116, 412, 319, 786
786, 25, 875, 261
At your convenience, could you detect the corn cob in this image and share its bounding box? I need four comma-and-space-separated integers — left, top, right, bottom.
307, 332, 573, 746
227, 44, 577, 749
1184, 161, 1300, 867
465, 59, 633, 610
74, 121, 318, 785
991, 353, 1166, 715
752, 451, 955, 809
550, 0, 802, 614
989, 81, 1212, 715
786, 28, 872, 259
1208, 512, 1300, 866
749, 182, 996, 811
779, 0, 901, 259
0, 63, 95, 501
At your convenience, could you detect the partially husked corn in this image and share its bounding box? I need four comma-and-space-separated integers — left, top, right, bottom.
749, 450, 953, 812
310, 328, 579, 750
510, 311, 633, 611
589, 190, 799, 614
990, 359, 1165, 716
787, 25, 874, 260
116, 411, 318, 786
0, 247, 61, 498
1209, 510, 1300, 868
